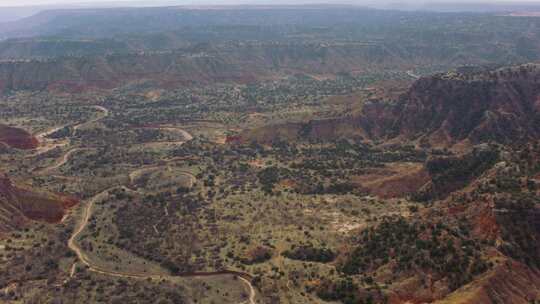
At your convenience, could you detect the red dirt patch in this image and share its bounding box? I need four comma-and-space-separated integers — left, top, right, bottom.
225, 135, 243, 144
472, 205, 500, 241
437, 259, 540, 304
0, 173, 78, 232
0, 124, 39, 150
279, 178, 297, 188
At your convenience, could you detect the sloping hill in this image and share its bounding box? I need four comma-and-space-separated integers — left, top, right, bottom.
0, 174, 77, 233
0, 124, 39, 150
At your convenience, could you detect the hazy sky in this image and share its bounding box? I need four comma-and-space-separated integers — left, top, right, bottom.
0, 0, 539, 6
1, 0, 540, 7
0, 0, 137, 6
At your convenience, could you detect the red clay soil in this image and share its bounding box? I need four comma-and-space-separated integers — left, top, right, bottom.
20, 192, 78, 223
225, 135, 243, 144
279, 178, 298, 188
386, 274, 449, 304
436, 260, 540, 304
447, 196, 501, 240
384, 203, 538, 304
472, 205, 500, 241
0, 124, 39, 150
0, 173, 78, 232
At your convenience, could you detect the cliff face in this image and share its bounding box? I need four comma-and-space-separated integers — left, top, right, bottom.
241, 64, 540, 148
389, 65, 540, 146
0, 174, 77, 233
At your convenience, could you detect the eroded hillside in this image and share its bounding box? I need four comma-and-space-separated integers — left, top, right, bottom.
243, 64, 540, 149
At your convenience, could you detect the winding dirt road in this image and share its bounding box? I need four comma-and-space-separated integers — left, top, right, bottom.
28, 125, 70, 157
29, 105, 109, 157
38, 148, 89, 174
62, 112, 256, 303
68, 185, 257, 303
157, 126, 194, 142
68, 186, 151, 279
406, 70, 421, 79
239, 276, 257, 304
73, 105, 109, 131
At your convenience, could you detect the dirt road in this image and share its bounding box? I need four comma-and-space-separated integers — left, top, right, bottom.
68, 186, 257, 302
239, 276, 257, 304
38, 148, 89, 174
406, 70, 420, 79
65, 124, 257, 303
74, 105, 109, 131
30, 105, 109, 157
42, 105, 259, 302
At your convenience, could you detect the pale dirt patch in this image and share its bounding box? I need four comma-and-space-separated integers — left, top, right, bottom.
2, 282, 18, 296
144, 90, 163, 101
213, 135, 228, 145
323, 210, 364, 234
335, 222, 365, 233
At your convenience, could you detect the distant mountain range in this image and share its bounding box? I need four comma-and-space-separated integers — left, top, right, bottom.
2, 1, 540, 21
2, 2, 540, 36
0, 5, 539, 93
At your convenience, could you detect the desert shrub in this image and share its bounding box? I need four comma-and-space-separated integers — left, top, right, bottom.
241, 246, 273, 265
283, 245, 335, 263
